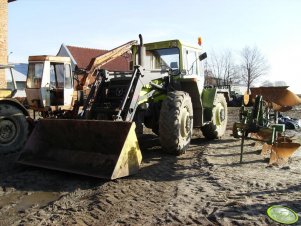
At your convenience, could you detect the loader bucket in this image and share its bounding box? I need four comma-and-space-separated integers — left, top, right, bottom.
250, 87, 301, 107
18, 119, 142, 180
269, 142, 301, 165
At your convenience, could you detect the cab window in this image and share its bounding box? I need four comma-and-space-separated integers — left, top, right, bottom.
64, 64, 72, 89
50, 63, 64, 88
185, 50, 198, 75
26, 63, 44, 88
137, 48, 180, 70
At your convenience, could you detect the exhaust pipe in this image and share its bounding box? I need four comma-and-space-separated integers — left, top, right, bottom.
138, 34, 146, 67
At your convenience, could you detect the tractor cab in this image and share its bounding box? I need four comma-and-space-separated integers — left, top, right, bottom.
25, 56, 74, 112
132, 40, 206, 90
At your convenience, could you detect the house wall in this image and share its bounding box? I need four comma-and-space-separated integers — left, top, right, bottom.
57, 44, 77, 71
57, 44, 82, 89
0, 0, 8, 88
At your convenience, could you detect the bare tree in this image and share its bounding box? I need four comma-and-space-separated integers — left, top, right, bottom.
239, 46, 269, 93
207, 49, 239, 86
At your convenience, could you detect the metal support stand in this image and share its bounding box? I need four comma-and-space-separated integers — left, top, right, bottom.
240, 129, 245, 163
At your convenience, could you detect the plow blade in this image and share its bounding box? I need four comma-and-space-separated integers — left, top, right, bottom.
261, 143, 271, 157
250, 87, 301, 107
261, 136, 293, 157
18, 119, 142, 180
269, 103, 292, 112
269, 142, 301, 165
253, 128, 274, 143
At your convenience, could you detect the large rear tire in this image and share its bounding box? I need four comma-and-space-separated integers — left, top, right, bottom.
159, 91, 193, 155
0, 104, 28, 154
201, 94, 228, 139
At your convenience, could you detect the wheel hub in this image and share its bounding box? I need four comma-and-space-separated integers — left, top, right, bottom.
215, 103, 225, 126
0, 119, 17, 144
180, 107, 191, 138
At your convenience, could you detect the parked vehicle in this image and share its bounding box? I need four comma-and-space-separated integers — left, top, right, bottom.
9, 35, 229, 179
0, 64, 29, 154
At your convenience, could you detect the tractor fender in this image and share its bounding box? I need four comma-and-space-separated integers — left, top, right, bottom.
201, 88, 229, 122
0, 98, 29, 117
201, 88, 217, 122
201, 88, 217, 109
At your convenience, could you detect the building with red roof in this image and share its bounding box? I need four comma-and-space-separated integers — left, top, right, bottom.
57, 44, 131, 72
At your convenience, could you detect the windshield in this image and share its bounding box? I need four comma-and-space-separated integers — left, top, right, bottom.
26, 63, 44, 88
144, 48, 180, 70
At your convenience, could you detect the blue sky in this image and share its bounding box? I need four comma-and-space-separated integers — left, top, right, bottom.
8, 0, 301, 93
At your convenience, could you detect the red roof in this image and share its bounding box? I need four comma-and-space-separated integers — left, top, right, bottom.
66, 46, 130, 71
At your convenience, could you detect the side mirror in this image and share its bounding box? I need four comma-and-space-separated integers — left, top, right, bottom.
199, 52, 207, 61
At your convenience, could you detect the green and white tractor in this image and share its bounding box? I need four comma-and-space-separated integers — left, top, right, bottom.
18, 35, 229, 179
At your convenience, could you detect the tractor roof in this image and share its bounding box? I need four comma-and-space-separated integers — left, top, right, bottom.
28, 55, 71, 63
144, 40, 202, 51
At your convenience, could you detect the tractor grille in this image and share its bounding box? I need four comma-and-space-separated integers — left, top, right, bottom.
92, 78, 132, 119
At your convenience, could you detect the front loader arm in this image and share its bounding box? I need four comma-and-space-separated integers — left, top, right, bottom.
79, 40, 138, 90
116, 66, 169, 122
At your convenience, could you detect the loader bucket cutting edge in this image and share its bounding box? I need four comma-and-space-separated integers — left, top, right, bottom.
269, 142, 301, 165
18, 119, 142, 179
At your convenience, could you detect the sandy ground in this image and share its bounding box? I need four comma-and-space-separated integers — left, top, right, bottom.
0, 107, 301, 226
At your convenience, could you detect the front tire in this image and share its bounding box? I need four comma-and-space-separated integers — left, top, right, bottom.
159, 91, 193, 155
0, 104, 28, 154
201, 94, 228, 139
